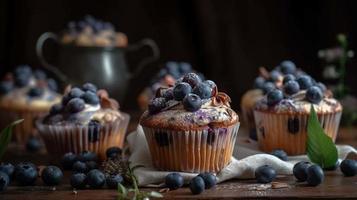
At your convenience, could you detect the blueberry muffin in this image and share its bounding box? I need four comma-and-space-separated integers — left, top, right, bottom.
254, 74, 342, 155
0, 65, 61, 143
36, 83, 130, 160
140, 73, 239, 173
61, 15, 128, 47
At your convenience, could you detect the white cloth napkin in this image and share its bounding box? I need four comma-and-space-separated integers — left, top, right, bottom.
127, 125, 357, 186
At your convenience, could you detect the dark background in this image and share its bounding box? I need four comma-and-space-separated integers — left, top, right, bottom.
1, 0, 357, 111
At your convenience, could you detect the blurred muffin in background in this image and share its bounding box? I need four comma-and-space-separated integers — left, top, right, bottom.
61, 15, 128, 47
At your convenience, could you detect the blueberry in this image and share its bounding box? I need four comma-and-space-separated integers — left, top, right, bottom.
0, 81, 13, 94
82, 83, 97, 93
61, 152, 77, 170
183, 93, 202, 112
340, 159, 357, 177
34, 69, 47, 80
49, 104, 63, 115
81, 91, 99, 105
28, 87, 44, 97
178, 62, 192, 74
204, 80, 216, 90
182, 73, 202, 88
106, 147, 122, 159
86, 161, 98, 171
267, 89, 283, 106
284, 81, 300, 95
173, 82, 192, 101
88, 120, 101, 142
148, 97, 167, 114
306, 165, 324, 186
162, 88, 174, 100
166, 62, 180, 78
78, 151, 97, 162
189, 176, 205, 195
15, 74, 30, 87
297, 75, 313, 90
72, 161, 88, 173
47, 78, 58, 92
15, 163, 38, 186
26, 137, 42, 152
86, 169, 106, 189
0, 163, 14, 179
69, 88, 85, 99
306, 86, 323, 104
270, 149, 288, 161
165, 173, 184, 190
283, 74, 296, 84
293, 161, 311, 182
198, 172, 217, 189
106, 174, 124, 189
70, 173, 87, 189
41, 166, 63, 186
316, 82, 327, 93
254, 77, 265, 89
255, 165, 276, 183
270, 70, 281, 81
262, 82, 275, 94
66, 98, 85, 113
280, 60, 296, 74
193, 82, 212, 99
0, 171, 9, 191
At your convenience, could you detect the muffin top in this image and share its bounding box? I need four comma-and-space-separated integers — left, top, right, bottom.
0, 65, 61, 111
43, 83, 124, 126
255, 73, 342, 114
61, 15, 128, 47
140, 73, 239, 131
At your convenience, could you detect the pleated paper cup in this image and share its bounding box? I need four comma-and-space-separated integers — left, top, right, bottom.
142, 122, 240, 173
241, 89, 264, 139
0, 106, 47, 144
36, 112, 130, 161
253, 110, 342, 155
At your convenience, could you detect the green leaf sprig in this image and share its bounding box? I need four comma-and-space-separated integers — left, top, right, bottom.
306, 105, 338, 168
0, 119, 23, 160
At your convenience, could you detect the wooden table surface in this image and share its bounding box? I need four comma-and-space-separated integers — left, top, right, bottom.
1, 113, 357, 199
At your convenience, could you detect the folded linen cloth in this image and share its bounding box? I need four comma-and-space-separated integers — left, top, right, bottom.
128, 125, 357, 186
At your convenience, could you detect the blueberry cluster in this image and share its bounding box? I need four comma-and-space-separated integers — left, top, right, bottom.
66, 15, 114, 35
293, 161, 324, 186
0, 65, 58, 96
164, 172, 217, 195
0, 162, 63, 191
148, 73, 216, 114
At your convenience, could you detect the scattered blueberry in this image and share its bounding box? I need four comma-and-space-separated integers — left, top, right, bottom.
86, 169, 106, 189
270, 149, 288, 161
72, 161, 88, 173
81, 91, 100, 105
61, 152, 77, 170
0, 163, 15, 179
193, 82, 212, 99
86, 161, 98, 171
283, 74, 296, 84
88, 120, 101, 142
183, 93, 202, 112
148, 97, 167, 114
254, 77, 265, 89
173, 82, 192, 101
15, 162, 38, 186
297, 75, 313, 90
0, 171, 9, 191
306, 165, 324, 186
198, 172, 217, 189
41, 166, 63, 186
255, 165, 276, 183
306, 86, 323, 104
284, 80, 300, 95
78, 151, 97, 162
189, 176, 205, 195
26, 137, 42, 152
267, 89, 283, 106
0, 81, 13, 94
49, 104, 63, 115
47, 78, 58, 92
106, 147, 122, 159
340, 159, 357, 177
182, 73, 202, 88
165, 173, 184, 190
66, 98, 85, 113
293, 161, 311, 182
262, 82, 275, 94
82, 83, 97, 93
106, 174, 124, 189
280, 60, 296, 74
28, 87, 44, 97
34, 69, 47, 80
70, 173, 87, 189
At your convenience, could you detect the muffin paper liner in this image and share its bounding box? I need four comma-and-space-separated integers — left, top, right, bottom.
36, 112, 130, 160
142, 122, 240, 173
0, 107, 46, 144
253, 110, 342, 155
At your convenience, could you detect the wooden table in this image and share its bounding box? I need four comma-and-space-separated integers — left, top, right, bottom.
1, 114, 357, 199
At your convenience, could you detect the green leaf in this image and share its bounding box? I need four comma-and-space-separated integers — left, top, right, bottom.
306, 105, 338, 168
147, 191, 163, 198
0, 119, 23, 160
117, 183, 128, 198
